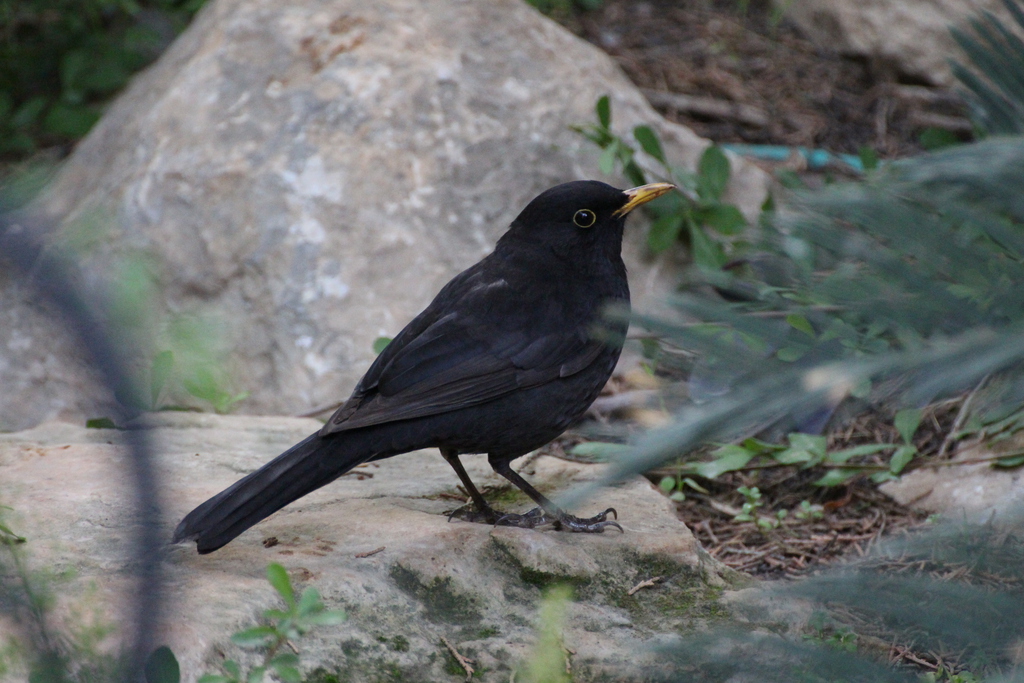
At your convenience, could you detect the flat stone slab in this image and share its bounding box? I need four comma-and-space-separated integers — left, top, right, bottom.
0, 413, 737, 681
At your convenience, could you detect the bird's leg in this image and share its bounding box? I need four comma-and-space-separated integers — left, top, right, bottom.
488, 455, 623, 533
441, 449, 502, 524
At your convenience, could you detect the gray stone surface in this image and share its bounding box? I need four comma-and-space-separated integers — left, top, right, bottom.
776, 0, 1017, 86
881, 434, 1024, 522
0, 414, 740, 682
1, 0, 769, 431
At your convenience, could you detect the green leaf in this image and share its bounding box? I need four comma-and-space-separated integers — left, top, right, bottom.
659, 476, 676, 493
919, 127, 960, 151
772, 447, 815, 465
695, 445, 755, 479
688, 220, 727, 269
372, 337, 392, 354
145, 646, 181, 683
894, 408, 923, 444
197, 676, 231, 683
267, 563, 295, 606
599, 141, 619, 176
86, 417, 119, 429
814, 469, 861, 487
223, 661, 241, 678
995, 454, 1024, 467
151, 350, 174, 408
785, 314, 815, 338
43, 102, 100, 138
305, 609, 347, 626
270, 666, 301, 683
247, 666, 267, 683
889, 445, 917, 474
647, 213, 684, 253
230, 626, 277, 647
596, 95, 611, 129
681, 477, 709, 494
632, 125, 665, 163
696, 204, 747, 235
0, 522, 26, 544
296, 586, 321, 617
697, 145, 731, 201
569, 441, 628, 460
776, 347, 806, 362
858, 146, 879, 172
741, 438, 786, 453
827, 443, 894, 464
269, 654, 299, 668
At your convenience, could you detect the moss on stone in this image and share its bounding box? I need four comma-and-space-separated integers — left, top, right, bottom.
389, 564, 482, 624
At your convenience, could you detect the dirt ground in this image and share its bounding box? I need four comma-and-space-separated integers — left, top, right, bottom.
563, 0, 971, 158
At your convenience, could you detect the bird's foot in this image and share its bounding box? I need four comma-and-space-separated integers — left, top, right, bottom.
447, 504, 502, 525
496, 507, 623, 533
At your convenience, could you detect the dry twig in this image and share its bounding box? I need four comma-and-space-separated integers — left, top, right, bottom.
627, 576, 664, 596
441, 637, 475, 681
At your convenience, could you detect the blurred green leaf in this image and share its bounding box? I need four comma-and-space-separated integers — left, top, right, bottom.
599, 141, 618, 176
889, 445, 917, 474
230, 626, 276, 648
858, 146, 879, 172
42, 102, 100, 137
145, 646, 181, 683
919, 127, 961, 150
814, 468, 861, 487
696, 445, 755, 478
786, 314, 816, 338
696, 204, 746, 235
633, 125, 665, 163
266, 563, 295, 606
570, 441, 629, 460
372, 336, 392, 354
697, 145, 731, 201
596, 95, 611, 129
304, 609, 347, 626
151, 350, 174, 408
894, 408, 923, 444
647, 213, 684, 253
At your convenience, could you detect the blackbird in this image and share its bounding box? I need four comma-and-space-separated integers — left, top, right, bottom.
173, 179, 673, 553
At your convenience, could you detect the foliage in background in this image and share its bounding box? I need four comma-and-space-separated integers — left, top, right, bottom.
574, 0, 1024, 489
524, 0, 602, 17
575, 95, 750, 269
0, 0, 208, 157
654, 514, 1024, 682
951, 0, 1024, 136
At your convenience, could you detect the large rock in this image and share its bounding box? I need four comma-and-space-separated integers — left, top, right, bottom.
776, 0, 1016, 86
0, 414, 741, 682
0, 0, 768, 431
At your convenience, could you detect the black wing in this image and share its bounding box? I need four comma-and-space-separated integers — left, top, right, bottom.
320, 258, 607, 436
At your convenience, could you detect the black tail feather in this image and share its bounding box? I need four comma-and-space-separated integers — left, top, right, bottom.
172, 431, 365, 554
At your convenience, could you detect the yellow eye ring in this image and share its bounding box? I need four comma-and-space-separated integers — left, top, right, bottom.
573, 209, 596, 228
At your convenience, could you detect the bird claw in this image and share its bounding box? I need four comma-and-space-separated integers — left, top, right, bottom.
495, 506, 623, 533
447, 504, 501, 525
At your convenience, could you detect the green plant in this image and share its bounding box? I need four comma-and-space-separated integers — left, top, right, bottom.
0, 0, 208, 157
524, 0, 602, 16
574, 96, 749, 268
195, 563, 347, 683
516, 586, 572, 683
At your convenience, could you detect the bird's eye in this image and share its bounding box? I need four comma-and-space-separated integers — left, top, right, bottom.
573, 209, 597, 228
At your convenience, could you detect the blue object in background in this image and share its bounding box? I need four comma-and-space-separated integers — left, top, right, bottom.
721, 143, 866, 173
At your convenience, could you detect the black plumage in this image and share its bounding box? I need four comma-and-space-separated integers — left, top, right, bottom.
173, 179, 673, 553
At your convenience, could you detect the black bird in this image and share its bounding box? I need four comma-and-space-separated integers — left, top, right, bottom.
173, 180, 674, 553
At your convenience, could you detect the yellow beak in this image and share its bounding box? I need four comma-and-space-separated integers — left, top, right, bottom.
612, 182, 676, 217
